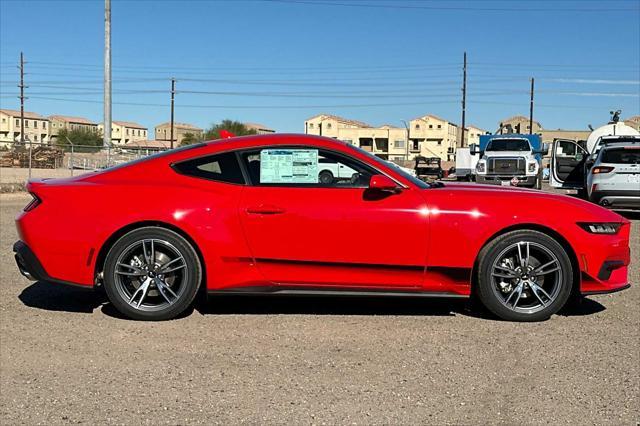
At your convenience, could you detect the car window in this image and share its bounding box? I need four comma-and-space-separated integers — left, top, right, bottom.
240, 147, 375, 188
601, 147, 640, 164
172, 151, 245, 184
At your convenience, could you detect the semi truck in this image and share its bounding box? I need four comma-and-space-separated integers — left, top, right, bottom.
470, 134, 547, 189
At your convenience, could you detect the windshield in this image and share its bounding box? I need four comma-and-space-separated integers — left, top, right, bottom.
346, 144, 431, 189
486, 139, 531, 151
601, 147, 640, 164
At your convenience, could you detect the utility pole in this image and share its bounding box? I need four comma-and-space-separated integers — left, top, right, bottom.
104, 0, 112, 150
529, 77, 535, 134
18, 52, 26, 144
170, 78, 176, 149
460, 51, 467, 148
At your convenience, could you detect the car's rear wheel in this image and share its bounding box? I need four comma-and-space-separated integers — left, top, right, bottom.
103, 227, 202, 321
476, 230, 572, 322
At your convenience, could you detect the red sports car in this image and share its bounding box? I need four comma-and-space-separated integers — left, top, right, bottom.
14, 134, 631, 321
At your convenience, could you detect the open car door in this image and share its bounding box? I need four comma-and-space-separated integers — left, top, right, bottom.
550, 139, 589, 189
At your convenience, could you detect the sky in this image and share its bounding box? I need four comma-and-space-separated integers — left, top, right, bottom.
1, 0, 639, 134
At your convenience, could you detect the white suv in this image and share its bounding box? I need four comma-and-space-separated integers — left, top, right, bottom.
587, 141, 640, 209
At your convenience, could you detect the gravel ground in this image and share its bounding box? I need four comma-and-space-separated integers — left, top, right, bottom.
0, 193, 638, 425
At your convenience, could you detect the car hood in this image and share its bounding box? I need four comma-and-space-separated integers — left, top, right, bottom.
427, 182, 627, 223
481, 151, 532, 158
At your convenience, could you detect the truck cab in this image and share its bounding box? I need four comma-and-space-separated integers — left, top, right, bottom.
470, 134, 547, 189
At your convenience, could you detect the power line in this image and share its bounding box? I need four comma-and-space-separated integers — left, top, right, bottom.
262, 0, 639, 12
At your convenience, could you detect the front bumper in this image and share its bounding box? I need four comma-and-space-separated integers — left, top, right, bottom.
13, 241, 92, 289
476, 174, 537, 187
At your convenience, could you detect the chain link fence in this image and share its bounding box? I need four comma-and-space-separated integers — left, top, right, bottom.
0, 140, 166, 190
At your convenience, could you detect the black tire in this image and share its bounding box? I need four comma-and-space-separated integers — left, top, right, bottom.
103, 227, 202, 321
476, 230, 573, 322
319, 170, 334, 184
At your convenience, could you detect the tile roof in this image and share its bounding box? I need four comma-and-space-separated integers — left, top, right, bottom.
113, 121, 147, 129
49, 115, 96, 125
306, 113, 371, 128
155, 122, 202, 131
124, 139, 170, 149
0, 109, 47, 120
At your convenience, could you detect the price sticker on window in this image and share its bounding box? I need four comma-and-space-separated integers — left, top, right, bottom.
260, 149, 319, 184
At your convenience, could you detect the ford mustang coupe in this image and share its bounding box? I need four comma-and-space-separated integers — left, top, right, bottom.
14, 134, 631, 321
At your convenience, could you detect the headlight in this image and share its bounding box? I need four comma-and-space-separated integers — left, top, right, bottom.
578, 222, 622, 234
476, 161, 485, 173
528, 162, 537, 172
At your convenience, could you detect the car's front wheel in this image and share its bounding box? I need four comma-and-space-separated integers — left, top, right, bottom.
103, 227, 202, 321
476, 230, 573, 322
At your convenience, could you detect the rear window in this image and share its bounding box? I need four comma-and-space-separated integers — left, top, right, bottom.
601, 147, 640, 164
172, 151, 245, 184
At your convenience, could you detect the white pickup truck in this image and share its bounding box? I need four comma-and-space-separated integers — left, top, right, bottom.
471, 135, 547, 189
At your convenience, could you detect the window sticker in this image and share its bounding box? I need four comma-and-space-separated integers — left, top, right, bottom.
260, 149, 319, 183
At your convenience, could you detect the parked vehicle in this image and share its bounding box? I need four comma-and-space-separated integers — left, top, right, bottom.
386, 160, 417, 177
14, 134, 631, 322
586, 139, 640, 209
454, 147, 478, 181
318, 156, 357, 184
471, 134, 547, 189
550, 116, 640, 192
414, 156, 444, 179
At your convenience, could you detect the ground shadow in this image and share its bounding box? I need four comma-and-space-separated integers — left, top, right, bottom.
19, 281, 106, 314
19, 281, 607, 320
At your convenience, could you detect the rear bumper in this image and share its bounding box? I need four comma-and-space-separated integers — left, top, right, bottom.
589, 190, 640, 209
13, 241, 93, 289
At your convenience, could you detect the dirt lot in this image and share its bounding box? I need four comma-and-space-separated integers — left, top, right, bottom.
0, 193, 638, 425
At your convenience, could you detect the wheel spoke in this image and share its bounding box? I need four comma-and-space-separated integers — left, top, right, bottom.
115, 263, 145, 276
128, 278, 151, 307
531, 282, 552, 303
505, 283, 523, 308
494, 264, 518, 275
155, 278, 178, 304
516, 242, 530, 268
160, 256, 186, 274
492, 272, 518, 279
533, 259, 560, 276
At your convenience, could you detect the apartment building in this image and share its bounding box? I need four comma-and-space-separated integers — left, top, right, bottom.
466, 125, 487, 146
154, 122, 203, 146
245, 122, 275, 135
48, 115, 98, 142
98, 121, 148, 145
304, 113, 484, 161
497, 115, 591, 142
625, 115, 640, 131
0, 109, 50, 145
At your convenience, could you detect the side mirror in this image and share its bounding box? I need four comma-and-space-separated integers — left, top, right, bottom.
469, 143, 479, 155
533, 143, 549, 155
369, 174, 399, 192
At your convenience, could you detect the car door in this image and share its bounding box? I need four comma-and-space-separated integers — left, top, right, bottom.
238, 146, 429, 289
550, 139, 589, 189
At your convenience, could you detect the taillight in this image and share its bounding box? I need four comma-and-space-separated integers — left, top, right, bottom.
23, 193, 41, 212
592, 166, 614, 174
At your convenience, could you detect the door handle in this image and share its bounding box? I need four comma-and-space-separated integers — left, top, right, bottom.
246, 204, 286, 215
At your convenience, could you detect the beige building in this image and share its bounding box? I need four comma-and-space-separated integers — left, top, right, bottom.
625, 115, 640, 131
155, 122, 203, 146
98, 121, 148, 145
0, 109, 50, 146
466, 125, 487, 146
48, 115, 98, 142
497, 115, 543, 135
304, 113, 479, 161
245, 122, 275, 134
497, 115, 591, 142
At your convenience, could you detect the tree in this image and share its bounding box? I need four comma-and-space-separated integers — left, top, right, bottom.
55, 128, 103, 152
203, 119, 257, 141
179, 132, 203, 147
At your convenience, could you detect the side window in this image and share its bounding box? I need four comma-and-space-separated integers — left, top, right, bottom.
240, 147, 376, 188
172, 151, 245, 184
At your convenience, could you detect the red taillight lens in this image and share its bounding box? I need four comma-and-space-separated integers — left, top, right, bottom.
592, 166, 614, 174
23, 193, 41, 212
